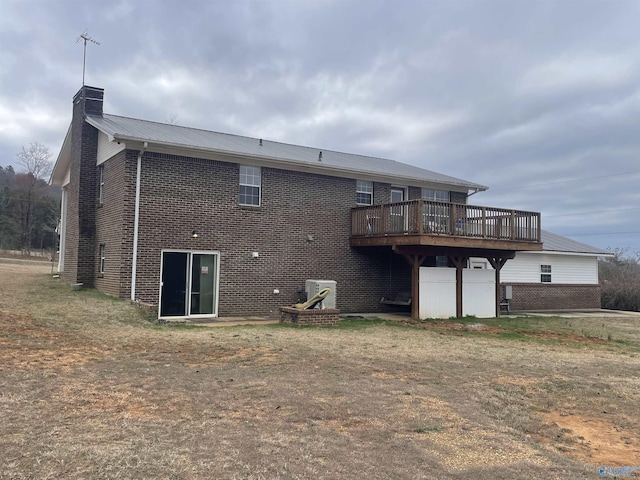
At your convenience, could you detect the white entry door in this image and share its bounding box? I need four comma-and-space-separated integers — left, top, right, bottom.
390, 187, 407, 233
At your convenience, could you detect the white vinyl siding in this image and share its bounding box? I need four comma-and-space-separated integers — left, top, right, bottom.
482, 253, 599, 284
96, 131, 125, 166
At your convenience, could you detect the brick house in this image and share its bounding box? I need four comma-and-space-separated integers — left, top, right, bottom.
51, 86, 543, 320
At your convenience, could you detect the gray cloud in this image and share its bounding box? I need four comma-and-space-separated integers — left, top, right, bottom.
1, 0, 638, 251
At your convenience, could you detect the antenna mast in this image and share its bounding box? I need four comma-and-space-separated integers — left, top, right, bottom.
76, 30, 100, 85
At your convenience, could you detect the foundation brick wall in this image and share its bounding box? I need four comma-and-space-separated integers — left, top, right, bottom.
280, 307, 340, 326
506, 283, 602, 310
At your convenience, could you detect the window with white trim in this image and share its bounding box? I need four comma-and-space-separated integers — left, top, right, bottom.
541, 264, 551, 283
99, 244, 105, 274
356, 180, 373, 205
421, 188, 450, 202
422, 188, 450, 232
239, 166, 261, 206
98, 164, 105, 204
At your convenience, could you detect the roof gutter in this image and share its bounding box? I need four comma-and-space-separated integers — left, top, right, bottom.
130, 141, 148, 302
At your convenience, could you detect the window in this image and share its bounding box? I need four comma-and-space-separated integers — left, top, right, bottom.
422, 188, 450, 232
99, 244, 105, 274
356, 180, 373, 205
98, 164, 105, 204
239, 166, 261, 206
421, 188, 450, 202
541, 264, 551, 283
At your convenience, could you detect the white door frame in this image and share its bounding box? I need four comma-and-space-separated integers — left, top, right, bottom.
390, 186, 408, 232
158, 249, 221, 320
390, 186, 407, 202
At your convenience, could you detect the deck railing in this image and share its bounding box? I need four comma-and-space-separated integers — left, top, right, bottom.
351, 200, 541, 243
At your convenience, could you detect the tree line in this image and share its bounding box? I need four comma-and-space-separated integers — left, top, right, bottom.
0, 142, 60, 254
599, 249, 640, 312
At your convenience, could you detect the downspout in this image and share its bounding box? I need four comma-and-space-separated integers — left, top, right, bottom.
58, 188, 67, 272
130, 142, 148, 301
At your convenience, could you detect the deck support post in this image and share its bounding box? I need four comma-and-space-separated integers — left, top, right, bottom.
401, 254, 426, 319
488, 257, 510, 318
450, 256, 468, 318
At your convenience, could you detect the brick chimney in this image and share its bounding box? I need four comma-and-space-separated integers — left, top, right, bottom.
63, 86, 103, 286
73, 85, 104, 116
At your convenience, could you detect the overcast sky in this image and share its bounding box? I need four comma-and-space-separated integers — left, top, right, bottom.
1, 0, 638, 253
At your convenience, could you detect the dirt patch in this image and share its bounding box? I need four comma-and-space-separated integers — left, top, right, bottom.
543, 412, 640, 468
0, 312, 104, 369
396, 319, 504, 334
52, 382, 161, 421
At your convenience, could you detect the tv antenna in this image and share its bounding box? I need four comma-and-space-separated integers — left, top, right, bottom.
76, 30, 100, 85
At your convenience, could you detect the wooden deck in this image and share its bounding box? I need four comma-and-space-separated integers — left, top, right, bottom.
350, 200, 542, 251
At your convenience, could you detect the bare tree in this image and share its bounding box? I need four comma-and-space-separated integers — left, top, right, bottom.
17, 142, 52, 180
15, 142, 53, 253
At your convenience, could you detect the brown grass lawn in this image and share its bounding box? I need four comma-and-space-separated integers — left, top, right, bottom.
1, 261, 639, 479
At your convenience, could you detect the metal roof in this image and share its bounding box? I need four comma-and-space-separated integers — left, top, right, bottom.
85, 113, 488, 191
541, 230, 609, 255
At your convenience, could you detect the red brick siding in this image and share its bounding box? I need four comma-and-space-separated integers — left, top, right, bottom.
505, 283, 602, 310
117, 150, 140, 298
408, 187, 421, 200
280, 307, 340, 326
95, 152, 127, 296
450, 191, 467, 204
125, 151, 409, 316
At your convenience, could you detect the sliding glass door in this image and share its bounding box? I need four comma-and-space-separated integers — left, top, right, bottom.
159, 251, 219, 319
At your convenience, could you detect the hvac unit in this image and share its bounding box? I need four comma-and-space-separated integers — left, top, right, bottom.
305, 280, 337, 309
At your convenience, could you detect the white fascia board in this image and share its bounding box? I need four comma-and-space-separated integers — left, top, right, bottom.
113, 136, 485, 192
50, 124, 72, 187
522, 250, 612, 258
